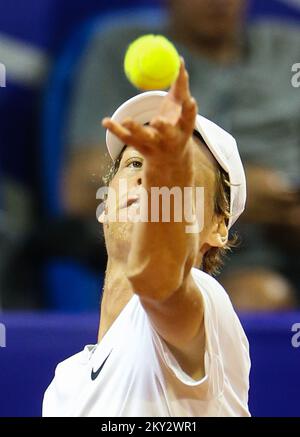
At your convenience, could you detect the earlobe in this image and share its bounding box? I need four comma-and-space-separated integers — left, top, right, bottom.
206, 219, 228, 248
215, 231, 228, 248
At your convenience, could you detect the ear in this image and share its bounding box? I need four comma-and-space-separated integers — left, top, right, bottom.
205, 216, 228, 249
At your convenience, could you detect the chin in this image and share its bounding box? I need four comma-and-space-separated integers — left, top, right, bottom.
104, 221, 133, 260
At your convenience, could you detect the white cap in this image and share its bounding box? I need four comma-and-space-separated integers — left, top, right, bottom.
106, 91, 246, 229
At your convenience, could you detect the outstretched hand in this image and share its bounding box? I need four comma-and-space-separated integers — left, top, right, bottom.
102, 58, 197, 163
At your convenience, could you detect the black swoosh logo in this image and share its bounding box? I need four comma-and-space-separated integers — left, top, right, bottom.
91, 353, 111, 381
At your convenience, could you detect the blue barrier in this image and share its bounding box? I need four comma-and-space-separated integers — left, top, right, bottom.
0, 312, 299, 417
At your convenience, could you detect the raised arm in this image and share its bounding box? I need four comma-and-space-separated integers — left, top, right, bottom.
102, 61, 206, 379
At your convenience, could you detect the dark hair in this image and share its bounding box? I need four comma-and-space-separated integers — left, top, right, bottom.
103, 140, 237, 276
202, 166, 238, 276
102, 145, 126, 186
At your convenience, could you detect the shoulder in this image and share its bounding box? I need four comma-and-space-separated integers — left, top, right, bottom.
53, 345, 93, 379
191, 268, 249, 349
191, 268, 250, 397
191, 267, 232, 309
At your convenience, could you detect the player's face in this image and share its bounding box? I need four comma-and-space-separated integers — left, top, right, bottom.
102, 137, 219, 262
169, 0, 246, 40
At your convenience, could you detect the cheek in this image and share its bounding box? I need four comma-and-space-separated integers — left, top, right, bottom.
106, 176, 123, 216
105, 192, 117, 222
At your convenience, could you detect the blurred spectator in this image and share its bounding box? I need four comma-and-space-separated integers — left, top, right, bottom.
0, 0, 120, 309
64, 0, 300, 310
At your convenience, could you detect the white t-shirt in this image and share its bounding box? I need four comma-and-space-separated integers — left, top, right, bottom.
43, 268, 250, 417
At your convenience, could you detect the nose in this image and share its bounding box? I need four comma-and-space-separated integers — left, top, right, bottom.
127, 171, 142, 191
127, 174, 142, 192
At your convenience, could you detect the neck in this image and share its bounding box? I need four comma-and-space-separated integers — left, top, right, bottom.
169, 21, 242, 65
98, 258, 133, 342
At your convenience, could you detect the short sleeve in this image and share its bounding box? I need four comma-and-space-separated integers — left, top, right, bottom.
148, 268, 250, 402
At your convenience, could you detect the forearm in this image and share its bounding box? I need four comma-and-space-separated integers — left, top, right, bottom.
127, 145, 199, 300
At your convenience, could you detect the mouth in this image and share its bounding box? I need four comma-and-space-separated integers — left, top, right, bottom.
119, 194, 140, 210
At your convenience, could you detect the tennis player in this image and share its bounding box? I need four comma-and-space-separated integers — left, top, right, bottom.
43, 60, 250, 417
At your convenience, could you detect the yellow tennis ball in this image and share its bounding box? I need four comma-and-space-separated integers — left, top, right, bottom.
124, 34, 180, 90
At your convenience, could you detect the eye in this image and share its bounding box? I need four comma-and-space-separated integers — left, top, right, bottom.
127, 159, 143, 169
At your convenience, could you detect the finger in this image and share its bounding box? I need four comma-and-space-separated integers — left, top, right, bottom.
102, 117, 152, 153
178, 97, 197, 133
121, 119, 160, 154
150, 116, 177, 139
170, 58, 191, 103
122, 118, 159, 145
102, 117, 132, 143
157, 98, 182, 125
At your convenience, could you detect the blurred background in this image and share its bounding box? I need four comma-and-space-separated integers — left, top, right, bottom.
0, 0, 300, 417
